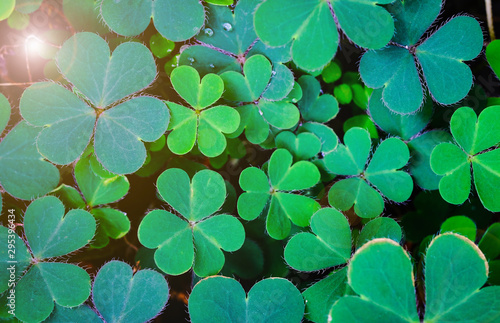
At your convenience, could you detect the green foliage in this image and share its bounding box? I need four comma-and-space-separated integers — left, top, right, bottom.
100, 0, 204, 41
326, 127, 413, 218
255, 0, 395, 72
360, 0, 483, 114
330, 233, 500, 322
167, 65, 239, 156
0, 196, 95, 322
431, 106, 500, 211
188, 276, 304, 323
238, 149, 320, 239
0, 0, 497, 321
139, 168, 244, 276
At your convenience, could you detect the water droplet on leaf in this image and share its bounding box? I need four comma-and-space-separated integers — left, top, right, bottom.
209, 64, 215, 69
204, 28, 214, 37
222, 23, 233, 32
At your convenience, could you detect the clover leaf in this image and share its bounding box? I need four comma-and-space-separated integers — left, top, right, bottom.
368, 89, 452, 189
20, 32, 169, 174
360, 0, 483, 113
221, 55, 300, 144
487, 40, 500, 80
329, 233, 500, 322
92, 261, 169, 323
0, 196, 95, 322
188, 276, 304, 323
100, 0, 204, 41
238, 148, 321, 240
254, 0, 395, 72
297, 75, 339, 123
284, 208, 351, 271
166, 65, 240, 157
275, 131, 322, 161
138, 168, 245, 276
325, 127, 413, 218
430, 106, 500, 211
0, 93, 59, 199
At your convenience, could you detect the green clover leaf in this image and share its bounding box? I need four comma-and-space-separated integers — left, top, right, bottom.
188, 276, 304, 323
0, 196, 95, 322
92, 261, 169, 323
238, 149, 321, 240
360, 0, 483, 114
221, 55, 300, 144
486, 40, 500, 80
330, 233, 500, 322
254, 0, 395, 72
20, 33, 170, 174
167, 65, 240, 157
275, 131, 322, 161
431, 106, 500, 211
138, 169, 245, 276
100, 0, 204, 41
0, 92, 59, 199
325, 127, 413, 218
297, 75, 339, 123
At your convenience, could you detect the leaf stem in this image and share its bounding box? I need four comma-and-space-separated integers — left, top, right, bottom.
485, 0, 496, 40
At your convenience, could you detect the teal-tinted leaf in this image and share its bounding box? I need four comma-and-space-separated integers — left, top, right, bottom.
257, 100, 300, 130
15, 0, 42, 14
331, 0, 395, 49
387, 0, 442, 46
450, 106, 500, 155
360, 46, 423, 114
424, 233, 490, 321
171, 66, 224, 110
138, 209, 193, 275
166, 102, 198, 154
431, 142, 471, 205
328, 177, 384, 218
440, 215, 476, 241
92, 208, 130, 240
221, 54, 272, 102
0, 227, 31, 294
92, 261, 169, 323
416, 17, 483, 105
408, 130, 452, 190
157, 168, 226, 222
486, 40, 500, 79
198, 105, 240, 157
24, 196, 96, 259
189, 276, 304, 323
95, 96, 169, 174
255, 0, 337, 72
192, 214, 245, 276
356, 217, 402, 249
275, 131, 322, 161
300, 122, 339, 154
16, 263, 91, 322
297, 75, 339, 123
56, 32, 156, 108
365, 138, 412, 202
46, 304, 101, 322
196, 0, 258, 56
268, 149, 320, 190
20, 82, 96, 165
261, 63, 295, 101
179, 45, 240, 76
368, 89, 433, 140
0, 121, 60, 199
0, 93, 10, 134
284, 208, 351, 271
325, 127, 371, 175
303, 268, 349, 323
63, 0, 110, 34
101, 0, 204, 41
329, 239, 418, 323
237, 167, 271, 221
75, 155, 129, 206
472, 148, 500, 212
478, 223, 500, 260
229, 104, 270, 144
